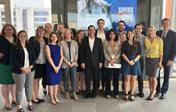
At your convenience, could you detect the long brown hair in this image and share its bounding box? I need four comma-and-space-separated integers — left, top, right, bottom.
75, 30, 84, 42
35, 26, 45, 38
0, 24, 17, 37
127, 29, 138, 52
16, 30, 28, 48
48, 32, 59, 43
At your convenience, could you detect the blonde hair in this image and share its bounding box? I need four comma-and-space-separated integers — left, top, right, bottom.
64, 28, 74, 40
147, 25, 156, 37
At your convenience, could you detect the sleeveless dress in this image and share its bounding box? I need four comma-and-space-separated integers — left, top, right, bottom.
46, 44, 61, 85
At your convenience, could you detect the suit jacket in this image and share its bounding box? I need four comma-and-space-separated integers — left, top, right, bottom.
0, 36, 16, 65
80, 37, 104, 69
60, 40, 78, 68
103, 40, 121, 67
156, 30, 176, 63
12, 44, 35, 74
95, 29, 108, 42
29, 36, 48, 61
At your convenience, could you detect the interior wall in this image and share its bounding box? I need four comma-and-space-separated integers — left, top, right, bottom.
137, 0, 150, 28
150, 0, 163, 30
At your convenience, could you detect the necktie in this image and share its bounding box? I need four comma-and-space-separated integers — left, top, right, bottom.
162, 31, 167, 40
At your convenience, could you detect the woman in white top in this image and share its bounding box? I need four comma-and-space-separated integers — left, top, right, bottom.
12, 30, 35, 112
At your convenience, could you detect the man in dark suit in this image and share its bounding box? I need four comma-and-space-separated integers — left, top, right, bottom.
156, 18, 176, 99
80, 25, 104, 98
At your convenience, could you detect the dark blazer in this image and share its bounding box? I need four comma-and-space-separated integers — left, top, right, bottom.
156, 30, 176, 63
0, 36, 16, 65
29, 36, 48, 61
12, 44, 35, 74
80, 37, 103, 69
95, 29, 108, 39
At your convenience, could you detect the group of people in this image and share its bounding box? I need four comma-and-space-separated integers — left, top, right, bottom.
0, 18, 176, 112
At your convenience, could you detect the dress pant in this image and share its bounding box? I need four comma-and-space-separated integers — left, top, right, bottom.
12, 71, 34, 105
98, 67, 106, 91
85, 65, 99, 95
157, 64, 172, 94
62, 66, 77, 92
105, 68, 120, 96
137, 57, 144, 93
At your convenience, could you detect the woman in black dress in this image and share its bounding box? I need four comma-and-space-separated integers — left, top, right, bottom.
76, 30, 85, 93
0, 24, 17, 110
121, 29, 141, 101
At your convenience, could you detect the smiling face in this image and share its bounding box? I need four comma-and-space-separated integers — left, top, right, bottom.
162, 19, 171, 31
135, 25, 143, 34
45, 23, 52, 32
147, 26, 156, 38
37, 28, 45, 37
50, 33, 58, 43
57, 24, 64, 32
18, 31, 28, 44
88, 26, 96, 37
97, 20, 105, 30
77, 31, 84, 41
127, 30, 134, 41
64, 29, 72, 40
109, 31, 116, 41
4, 26, 14, 37
118, 22, 125, 32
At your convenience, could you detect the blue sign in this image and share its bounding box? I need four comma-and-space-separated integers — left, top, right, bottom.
77, 0, 137, 30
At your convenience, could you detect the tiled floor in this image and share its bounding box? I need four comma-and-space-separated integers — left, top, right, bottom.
0, 79, 176, 112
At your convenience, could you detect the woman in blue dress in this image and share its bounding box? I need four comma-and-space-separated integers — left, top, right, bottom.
45, 32, 63, 105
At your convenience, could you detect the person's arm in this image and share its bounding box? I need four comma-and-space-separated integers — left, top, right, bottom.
99, 39, 104, 68
133, 42, 141, 62
0, 53, 4, 59
80, 38, 85, 69
0, 38, 4, 59
167, 32, 176, 65
159, 39, 163, 67
56, 46, 63, 71
61, 41, 71, 66
13, 48, 27, 73
28, 44, 35, 70
72, 41, 78, 66
114, 43, 121, 62
45, 45, 56, 70
103, 41, 111, 63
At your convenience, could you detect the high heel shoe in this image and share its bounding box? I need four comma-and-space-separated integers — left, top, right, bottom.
17, 107, 25, 112
129, 95, 135, 101
51, 100, 57, 105
146, 96, 154, 101
123, 94, 129, 101
12, 100, 17, 105
4, 104, 12, 110
55, 98, 61, 104
32, 99, 40, 104
28, 104, 34, 111
36, 98, 45, 102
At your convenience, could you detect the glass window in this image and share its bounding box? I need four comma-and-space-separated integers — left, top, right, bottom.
34, 11, 49, 16
0, 4, 5, 30
7, 0, 51, 36
34, 17, 47, 22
